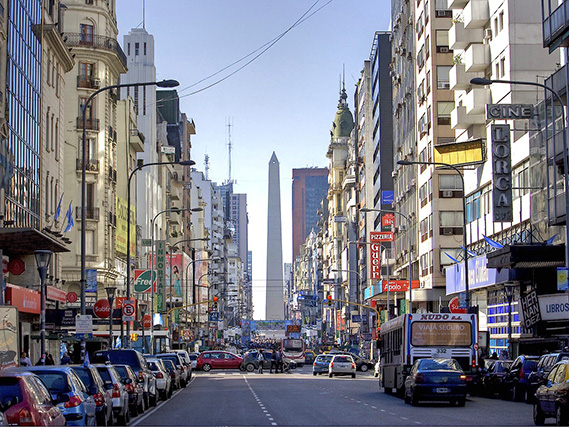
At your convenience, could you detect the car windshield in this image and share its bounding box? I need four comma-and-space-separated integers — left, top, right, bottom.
162, 360, 175, 370
114, 366, 128, 379
494, 362, 510, 373
70, 368, 93, 387
316, 356, 332, 362
158, 355, 180, 365
33, 372, 70, 393
100, 351, 140, 367
0, 377, 23, 402
334, 356, 352, 363
96, 368, 112, 383
418, 358, 460, 371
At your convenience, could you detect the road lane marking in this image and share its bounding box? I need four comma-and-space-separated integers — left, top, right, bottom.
244, 376, 277, 426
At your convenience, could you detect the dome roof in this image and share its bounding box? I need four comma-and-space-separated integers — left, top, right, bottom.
331, 88, 354, 138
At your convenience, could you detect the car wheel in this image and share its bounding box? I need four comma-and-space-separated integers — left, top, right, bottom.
239, 365, 246, 372
512, 384, 520, 401
533, 403, 546, 426
313, 372, 317, 376
97, 412, 107, 427
118, 410, 128, 426
352, 373, 356, 378
150, 392, 158, 407
246, 363, 255, 373
138, 397, 144, 414
131, 402, 138, 418
143, 392, 149, 409
456, 397, 466, 407
160, 390, 168, 401
361, 364, 369, 372
411, 390, 419, 406
329, 373, 333, 378
404, 389, 411, 404
202, 364, 212, 372
557, 404, 568, 426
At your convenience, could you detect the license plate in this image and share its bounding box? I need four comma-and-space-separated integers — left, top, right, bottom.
435, 387, 450, 393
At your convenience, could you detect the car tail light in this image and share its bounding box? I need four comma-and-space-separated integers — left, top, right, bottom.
93, 391, 105, 406
415, 373, 425, 383
313, 362, 317, 366
18, 408, 35, 426
520, 367, 525, 380
65, 395, 83, 408
125, 383, 134, 394
351, 363, 356, 370
460, 375, 467, 382
472, 360, 476, 369
155, 372, 164, 379
112, 383, 121, 398
330, 362, 334, 368
138, 371, 145, 381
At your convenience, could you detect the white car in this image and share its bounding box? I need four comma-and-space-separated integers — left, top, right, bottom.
146, 358, 172, 401
188, 353, 198, 370
329, 354, 356, 378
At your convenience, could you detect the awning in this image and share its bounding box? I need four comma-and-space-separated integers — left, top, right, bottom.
0, 228, 69, 257
486, 244, 565, 269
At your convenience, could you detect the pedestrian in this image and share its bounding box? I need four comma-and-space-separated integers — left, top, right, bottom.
60, 352, 71, 365
257, 349, 265, 374
20, 351, 31, 367
35, 353, 46, 365
45, 353, 55, 365
276, 350, 283, 373
269, 349, 278, 373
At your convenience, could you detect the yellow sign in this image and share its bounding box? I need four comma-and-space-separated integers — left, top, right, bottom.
116, 196, 136, 255
130, 333, 138, 342
434, 139, 485, 166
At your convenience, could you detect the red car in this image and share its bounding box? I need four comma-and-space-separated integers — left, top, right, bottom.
197, 351, 243, 371
0, 370, 67, 426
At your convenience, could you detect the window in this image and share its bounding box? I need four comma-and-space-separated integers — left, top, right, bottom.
436, 65, 451, 89
437, 101, 454, 125
144, 42, 147, 55
425, 35, 430, 58
499, 11, 504, 32
436, 30, 449, 53
426, 70, 431, 93
500, 57, 505, 77
440, 248, 461, 266
79, 97, 93, 119
439, 211, 463, 235
127, 43, 130, 56
466, 192, 481, 222
439, 174, 462, 191
80, 24, 94, 44
135, 42, 139, 55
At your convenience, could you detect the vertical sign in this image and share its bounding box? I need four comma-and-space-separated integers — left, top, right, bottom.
156, 240, 166, 312
381, 213, 394, 232
520, 289, 541, 329
86, 269, 97, 293
491, 124, 513, 222
369, 232, 382, 280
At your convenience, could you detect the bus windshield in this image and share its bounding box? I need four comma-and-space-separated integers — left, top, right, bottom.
282, 338, 303, 351
410, 321, 472, 346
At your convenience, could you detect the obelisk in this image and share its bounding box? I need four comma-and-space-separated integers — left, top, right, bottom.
266, 152, 284, 320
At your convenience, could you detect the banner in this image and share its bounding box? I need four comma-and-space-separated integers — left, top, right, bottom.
116, 196, 136, 256
156, 240, 166, 312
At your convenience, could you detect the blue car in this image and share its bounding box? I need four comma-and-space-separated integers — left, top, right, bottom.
312, 354, 333, 375
14, 366, 97, 426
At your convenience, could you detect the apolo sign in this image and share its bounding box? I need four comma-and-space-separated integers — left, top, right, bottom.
134, 269, 156, 293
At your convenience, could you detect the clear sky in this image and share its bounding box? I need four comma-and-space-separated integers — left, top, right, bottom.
116, 0, 391, 319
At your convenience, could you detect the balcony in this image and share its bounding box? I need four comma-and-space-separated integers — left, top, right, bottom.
543, 1, 569, 50
449, 21, 483, 50
451, 105, 484, 129
76, 158, 99, 173
63, 33, 127, 68
77, 75, 100, 89
464, 43, 490, 72
75, 206, 100, 221
463, 87, 490, 115
76, 117, 100, 131
448, 0, 468, 9
129, 129, 145, 152
464, 0, 490, 29
450, 63, 484, 90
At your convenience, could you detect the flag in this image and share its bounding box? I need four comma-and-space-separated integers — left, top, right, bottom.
460, 246, 476, 257
64, 202, 74, 232
546, 235, 557, 245
115, 336, 122, 349
83, 351, 90, 367
483, 235, 503, 249
444, 252, 460, 263
54, 194, 63, 221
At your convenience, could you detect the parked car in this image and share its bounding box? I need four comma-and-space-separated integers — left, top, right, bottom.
480, 359, 512, 397
240, 350, 272, 372
70, 364, 114, 426
329, 350, 374, 372
197, 351, 243, 372
534, 360, 569, 425
93, 364, 130, 425
156, 353, 189, 387
502, 355, 540, 401
113, 364, 145, 417
161, 359, 180, 393
312, 354, 333, 376
0, 370, 68, 426
328, 354, 356, 378
188, 353, 198, 370
404, 358, 467, 406
171, 350, 193, 381
305, 350, 316, 364
146, 358, 171, 401
93, 349, 157, 408
527, 352, 569, 403
15, 366, 97, 426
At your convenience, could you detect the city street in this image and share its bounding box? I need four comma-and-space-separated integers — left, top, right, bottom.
130, 367, 535, 426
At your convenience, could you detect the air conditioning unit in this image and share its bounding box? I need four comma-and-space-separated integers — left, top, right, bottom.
442, 190, 453, 198
441, 227, 453, 235
483, 28, 492, 40
440, 46, 450, 53
93, 78, 101, 88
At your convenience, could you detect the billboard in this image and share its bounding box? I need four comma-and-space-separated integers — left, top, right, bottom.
116, 196, 136, 256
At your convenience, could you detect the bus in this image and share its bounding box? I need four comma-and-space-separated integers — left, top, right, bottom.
281, 337, 306, 366
379, 313, 478, 395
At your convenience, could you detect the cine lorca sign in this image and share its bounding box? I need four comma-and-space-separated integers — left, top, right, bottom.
134, 269, 157, 293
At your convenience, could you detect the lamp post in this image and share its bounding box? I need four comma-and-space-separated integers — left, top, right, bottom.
105, 286, 117, 349
361, 207, 414, 313
80, 79, 180, 359
504, 283, 515, 358
471, 76, 569, 271
332, 268, 361, 345
139, 302, 148, 354
35, 250, 52, 363
184, 259, 219, 337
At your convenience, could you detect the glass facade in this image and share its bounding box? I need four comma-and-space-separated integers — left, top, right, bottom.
6, 0, 42, 227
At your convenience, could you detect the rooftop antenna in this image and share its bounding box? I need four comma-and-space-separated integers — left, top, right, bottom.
227, 117, 233, 184
142, 0, 146, 29
204, 154, 210, 181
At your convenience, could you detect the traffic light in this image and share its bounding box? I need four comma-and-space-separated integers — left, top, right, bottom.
327, 295, 333, 306
212, 296, 218, 311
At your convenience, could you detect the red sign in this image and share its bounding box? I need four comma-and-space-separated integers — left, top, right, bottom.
370, 242, 382, 279
93, 299, 111, 318
46, 286, 66, 303
66, 292, 78, 303
449, 296, 467, 314
381, 280, 421, 292
116, 297, 126, 309
370, 231, 394, 242
143, 314, 151, 328
8, 259, 25, 275
382, 214, 395, 228
5, 284, 40, 314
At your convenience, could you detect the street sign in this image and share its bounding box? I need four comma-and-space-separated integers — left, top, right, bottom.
370, 231, 394, 242
122, 300, 135, 322
486, 104, 534, 120
75, 315, 93, 339
141, 239, 152, 247
93, 299, 111, 318
449, 296, 467, 314
209, 311, 219, 321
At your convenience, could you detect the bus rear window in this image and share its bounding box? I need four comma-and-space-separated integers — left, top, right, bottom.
283, 339, 303, 350
411, 321, 472, 346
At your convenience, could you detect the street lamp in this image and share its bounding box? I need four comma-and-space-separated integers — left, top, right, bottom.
471, 76, 569, 272
80, 79, 180, 359
105, 286, 117, 349
332, 268, 362, 345
361, 207, 414, 313
138, 302, 148, 354
35, 250, 52, 364
504, 283, 516, 358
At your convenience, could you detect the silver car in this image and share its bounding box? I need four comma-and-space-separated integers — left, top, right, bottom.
329, 354, 356, 378
94, 364, 130, 425
146, 358, 171, 401
156, 353, 188, 387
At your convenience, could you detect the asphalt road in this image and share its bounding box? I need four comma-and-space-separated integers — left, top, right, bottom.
130, 366, 537, 426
